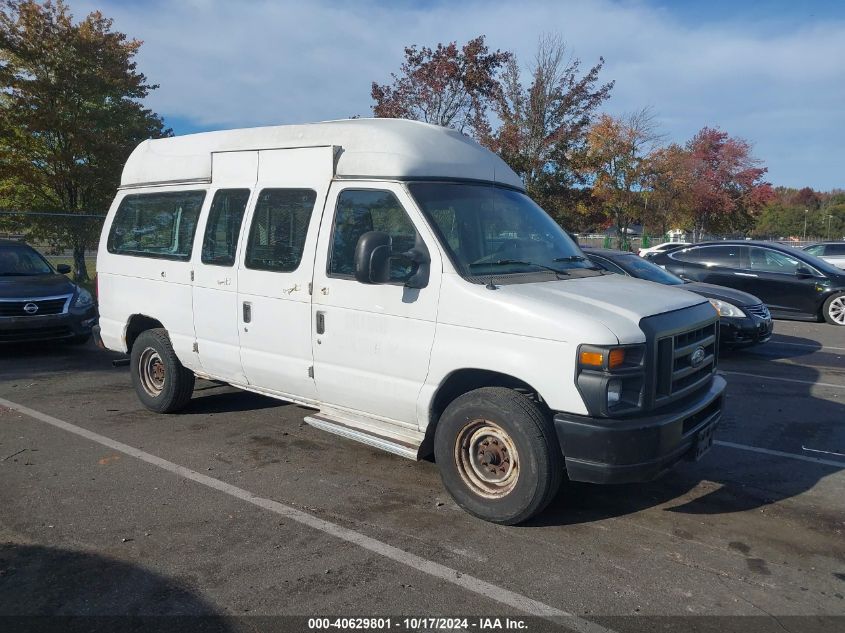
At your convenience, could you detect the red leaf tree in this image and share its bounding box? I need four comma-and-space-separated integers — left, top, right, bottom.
681, 128, 772, 240
371, 35, 511, 138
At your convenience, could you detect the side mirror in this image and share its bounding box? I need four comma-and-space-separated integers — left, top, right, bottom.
353, 231, 431, 289
795, 266, 814, 278
354, 231, 392, 284
56, 264, 71, 274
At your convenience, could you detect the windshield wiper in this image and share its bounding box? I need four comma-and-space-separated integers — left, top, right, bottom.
552, 255, 586, 262
469, 260, 570, 276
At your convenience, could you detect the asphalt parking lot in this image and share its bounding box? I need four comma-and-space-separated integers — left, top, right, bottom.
1, 320, 844, 632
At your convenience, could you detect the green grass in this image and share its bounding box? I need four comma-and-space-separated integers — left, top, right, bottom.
46, 256, 97, 294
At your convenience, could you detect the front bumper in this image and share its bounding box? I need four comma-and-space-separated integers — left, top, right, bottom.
554, 374, 726, 484
719, 315, 772, 348
0, 307, 98, 343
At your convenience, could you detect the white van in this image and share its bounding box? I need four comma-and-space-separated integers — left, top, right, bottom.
96, 119, 725, 524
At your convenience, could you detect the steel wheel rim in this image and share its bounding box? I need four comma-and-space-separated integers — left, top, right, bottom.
454, 419, 519, 498
830, 296, 845, 325
138, 347, 166, 397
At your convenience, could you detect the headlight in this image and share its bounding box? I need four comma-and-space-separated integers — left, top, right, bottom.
606, 378, 623, 407
576, 344, 645, 417
73, 287, 94, 308
708, 299, 746, 318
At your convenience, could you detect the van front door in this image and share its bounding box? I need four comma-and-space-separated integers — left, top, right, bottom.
311, 183, 441, 427
235, 147, 333, 403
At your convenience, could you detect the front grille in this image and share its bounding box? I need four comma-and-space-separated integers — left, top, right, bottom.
0, 296, 70, 317
655, 322, 717, 405
746, 303, 770, 320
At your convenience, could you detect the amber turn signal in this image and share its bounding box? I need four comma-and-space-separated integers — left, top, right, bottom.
608, 348, 626, 369
579, 350, 604, 367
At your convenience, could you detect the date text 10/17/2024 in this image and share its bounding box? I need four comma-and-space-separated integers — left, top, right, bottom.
307, 618, 529, 630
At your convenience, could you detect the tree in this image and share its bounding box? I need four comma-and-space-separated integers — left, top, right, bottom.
681, 128, 771, 241
583, 109, 660, 248
753, 187, 845, 240
0, 0, 171, 281
371, 35, 511, 138
486, 35, 614, 214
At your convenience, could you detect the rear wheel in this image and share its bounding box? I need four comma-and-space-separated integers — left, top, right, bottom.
130, 328, 195, 413
434, 387, 563, 525
822, 293, 845, 325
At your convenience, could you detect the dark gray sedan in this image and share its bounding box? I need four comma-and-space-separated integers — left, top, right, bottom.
0, 239, 97, 344
585, 247, 772, 348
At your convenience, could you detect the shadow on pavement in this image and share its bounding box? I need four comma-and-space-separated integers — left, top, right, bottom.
0, 543, 226, 619
186, 386, 287, 415
722, 332, 822, 359
0, 341, 124, 382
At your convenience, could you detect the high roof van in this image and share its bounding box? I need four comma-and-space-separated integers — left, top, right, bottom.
95, 118, 725, 524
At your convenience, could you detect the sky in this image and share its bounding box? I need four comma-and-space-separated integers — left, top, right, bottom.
73, 0, 845, 190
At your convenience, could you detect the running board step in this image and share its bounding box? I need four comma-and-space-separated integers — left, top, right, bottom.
304, 413, 421, 460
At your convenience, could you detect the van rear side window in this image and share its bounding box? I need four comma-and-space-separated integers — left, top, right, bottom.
107, 191, 206, 260
244, 189, 317, 272
202, 189, 251, 266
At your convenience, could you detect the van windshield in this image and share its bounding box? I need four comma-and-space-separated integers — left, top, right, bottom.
408, 182, 598, 281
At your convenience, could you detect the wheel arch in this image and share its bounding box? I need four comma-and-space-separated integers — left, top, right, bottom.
420, 368, 550, 458
124, 314, 165, 352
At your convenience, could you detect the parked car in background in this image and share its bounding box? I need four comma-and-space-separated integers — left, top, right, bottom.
585, 248, 772, 348
639, 241, 690, 259
650, 241, 845, 326
0, 239, 97, 343
803, 242, 845, 270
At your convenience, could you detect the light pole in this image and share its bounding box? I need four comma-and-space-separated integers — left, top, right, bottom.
803, 209, 808, 242
829, 214, 833, 241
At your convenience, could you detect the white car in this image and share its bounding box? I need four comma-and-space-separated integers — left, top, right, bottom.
639, 241, 690, 259
95, 119, 725, 524
803, 242, 845, 269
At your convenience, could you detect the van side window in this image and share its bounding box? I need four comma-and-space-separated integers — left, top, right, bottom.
201, 189, 251, 266
329, 190, 418, 282
107, 191, 206, 260
244, 189, 317, 272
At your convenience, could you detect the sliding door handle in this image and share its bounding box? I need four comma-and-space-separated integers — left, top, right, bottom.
243, 301, 252, 323
315, 311, 326, 334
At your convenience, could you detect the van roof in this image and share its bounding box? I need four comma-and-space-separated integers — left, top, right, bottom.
120, 118, 524, 190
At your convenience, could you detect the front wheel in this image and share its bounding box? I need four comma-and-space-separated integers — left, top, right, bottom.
130, 328, 195, 413
822, 293, 845, 325
434, 387, 563, 525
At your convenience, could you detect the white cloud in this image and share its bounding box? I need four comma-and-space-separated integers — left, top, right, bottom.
71, 0, 845, 189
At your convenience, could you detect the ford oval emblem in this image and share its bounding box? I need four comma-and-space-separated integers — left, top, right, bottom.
690, 346, 706, 368
23, 302, 39, 315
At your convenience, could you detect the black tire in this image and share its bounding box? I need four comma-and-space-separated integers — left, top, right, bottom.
130, 328, 195, 413
821, 293, 845, 326
434, 387, 563, 525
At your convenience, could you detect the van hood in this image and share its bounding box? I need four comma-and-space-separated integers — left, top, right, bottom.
437, 273, 709, 345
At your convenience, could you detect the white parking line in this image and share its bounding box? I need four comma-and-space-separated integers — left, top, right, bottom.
0, 396, 613, 633
722, 370, 845, 389
715, 440, 845, 469
768, 340, 845, 352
